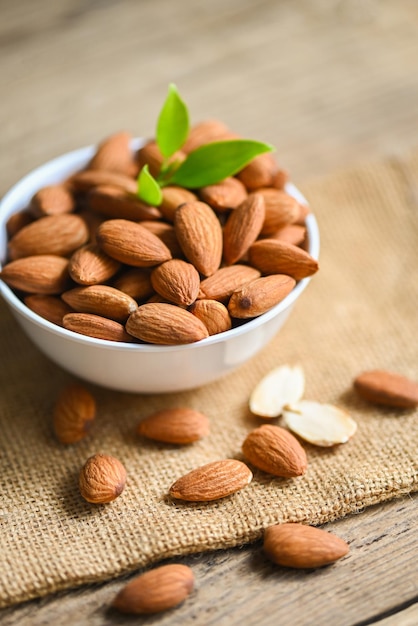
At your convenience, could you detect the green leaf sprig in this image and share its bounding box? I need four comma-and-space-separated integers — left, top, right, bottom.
137, 84, 274, 206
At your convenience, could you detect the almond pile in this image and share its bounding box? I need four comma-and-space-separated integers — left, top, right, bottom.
1, 125, 318, 345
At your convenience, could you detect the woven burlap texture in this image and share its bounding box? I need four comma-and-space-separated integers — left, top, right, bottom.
1, 151, 418, 608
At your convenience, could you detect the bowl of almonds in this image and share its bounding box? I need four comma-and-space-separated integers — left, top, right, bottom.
0, 85, 319, 393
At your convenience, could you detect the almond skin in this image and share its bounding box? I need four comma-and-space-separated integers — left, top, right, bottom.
88, 185, 161, 221
68, 243, 122, 286
242, 424, 307, 477
198, 265, 261, 302
88, 131, 136, 176
0, 255, 70, 294
249, 239, 318, 280
6, 209, 34, 237
30, 184, 75, 217
112, 268, 154, 301
8, 214, 89, 260
140, 221, 184, 258
53, 383, 96, 444
353, 370, 418, 408
79, 453, 127, 503
174, 201, 223, 276
96, 219, 172, 267
264, 523, 349, 569
151, 259, 200, 306
112, 564, 195, 614
61, 285, 138, 322
24, 294, 73, 326
228, 274, 296, 319
223, 193, 266, 265
199, 177, 248, 212
136, 140, 185, 179
126, 302, 209, 345
159, 186, 198, 223
63, 312, 133, 342
169, 459, 253, 501
182, 119, 235, 153
268, 224, 307, 246
68, 170, 138, 195
137, 407, 210, 444
237, 152, 279, 190
258, 189, 301, 235
189, 299, 232, 336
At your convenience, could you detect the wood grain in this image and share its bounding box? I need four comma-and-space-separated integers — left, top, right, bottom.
1, 0, 418, 624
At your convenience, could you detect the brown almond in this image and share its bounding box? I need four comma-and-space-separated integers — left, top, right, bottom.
136, 140, 185, 178
79, 453, 127, 503
24, 294, 73, 326
126, 302, 209, 345
242, 424, 307, 477
88, 131, 136, 176
30, 184, 75, 217
268, 224, 307, 246
0, 255, 70, 294
228, 274, 296, 319
249, 239, 319, 280
68, 243, 121, 285
271, 168, 290, 190
62, 285, 137, 322
88, 185, 161, 221
96, 219, 172, 267
264, 523, 349, 569
112, 564, 195, 614
198, 264, 261, 302
63, 312, 133, 342
223, 193, 266, 265
77, 210, 106, 244
137, 407, 210, 444
174, 201, 223, 276
53, 383, 96, 444
189, 299, 232, 336
182, 119, 235, 153
258, 189, 300, 235
353, 369, 418, 408
169, 459, 252, 501
159, 186, 198, 223
112, 268, 154, 301
199, 177, 247, 212
6, 209, 34, 237
140, 221, 183, 258
8, 214, 89, 260
236, 152, 279, 190
151, 259, 200, 306
68, 170, 138, 195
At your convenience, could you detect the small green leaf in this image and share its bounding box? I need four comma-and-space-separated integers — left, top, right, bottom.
156, 83, 190, 159
169, 139, 274, 188
137, 165, 163, 206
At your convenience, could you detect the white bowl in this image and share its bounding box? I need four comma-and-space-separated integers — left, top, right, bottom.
0, 142, 319, 393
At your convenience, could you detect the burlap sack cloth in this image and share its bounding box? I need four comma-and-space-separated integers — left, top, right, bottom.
1, 150, 418, 608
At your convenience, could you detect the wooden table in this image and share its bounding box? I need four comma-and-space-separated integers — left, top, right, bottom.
1, 1, 418, 623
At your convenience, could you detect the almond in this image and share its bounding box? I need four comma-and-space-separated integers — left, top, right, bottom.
199, 177, 248, 212
30, 184, 75, 217
242, 424, 307, 477
258, 189, 300, 235
63, 312, 133, 342
126, 302, 209, 345
228, 274, 296, 319
249, 239, 319, 280
264, 523, 349, 568
182, 119, 235, 153
198, 264, 261, 302
88, 131, 136, 176
8, 214, 89, 260
151, 259, 200, 306
174, 201, 223, 276
88, 185, 162, 221
283, 401, 357, 447
79, 453, 127, 503
249, 365, 305, 418
62, 285, 137, 322
77, 210, 106, 244
268, 224, 307, 246
136, 140, 185, 178
69, 170, 138, 195
169, 459, 252, 501
68, 243, 122, 285
6, 209, 34, 237
96, 219, 172, 267
223, 193, 265, 265
112, 268, 154, 301
271, 168, 290, 190
24, 294, 73, 326
353, 369, 418, 408
189, 299, 232, 336
140, 221, 184, 258
112, 564, 195, 614
159, 186, 198, 222
0, 255, 70, 294
236, 152, 279, 190
137, 407, 210, 444
53, 383, 96, 444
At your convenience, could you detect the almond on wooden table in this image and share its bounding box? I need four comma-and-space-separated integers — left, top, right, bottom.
137, 407, 210, 444
264, 523, 349, 569
61, 285, 138, 322
242, 424, 307, 478
112, 564, 195, 614
249, 239, 319, 280
0, 255, 70, 294
79, 453, 127, 503
169, 459, 253, 501
126, 302, 209, 345
53, 383, 96, 444
228, 274, 296, 319
63, 312, 133, 342
353, 369, 418, 408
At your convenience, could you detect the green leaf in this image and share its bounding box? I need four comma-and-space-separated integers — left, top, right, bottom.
137, 165, 163, 206
169, 139, 274, 188
156, 83, 190, 159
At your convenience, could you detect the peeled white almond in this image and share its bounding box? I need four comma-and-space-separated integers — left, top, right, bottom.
249, 365, 305, 418
283, 401, 357, 447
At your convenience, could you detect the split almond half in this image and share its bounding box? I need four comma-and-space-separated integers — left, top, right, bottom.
283, 400, 357, 447
249, 365, 305, 418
